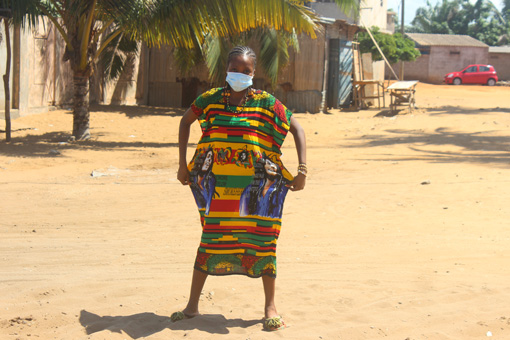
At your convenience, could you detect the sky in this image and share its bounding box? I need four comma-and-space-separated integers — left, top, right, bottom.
386, 0, 505, 24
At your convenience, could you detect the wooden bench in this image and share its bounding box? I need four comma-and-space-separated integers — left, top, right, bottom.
353, 80, 385, 109
387, 81, 419, 113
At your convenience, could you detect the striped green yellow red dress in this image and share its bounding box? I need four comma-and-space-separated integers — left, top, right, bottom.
187, 87, 294, 278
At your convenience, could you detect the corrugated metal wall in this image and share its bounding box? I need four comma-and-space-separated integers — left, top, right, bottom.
290, 32, 325, 92
276, 31, 326, 112
146, 44, 182, 107
143, 44, 210, 107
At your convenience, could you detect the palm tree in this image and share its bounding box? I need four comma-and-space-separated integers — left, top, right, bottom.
410, 0, 465, 34
410, 0, 508, 45
175, 0, 359, 91
493, 0, 510, 44
173, 28, 300, 90
12, 0, 358, 140
33, 0, 157, 140
16, 0, 319, 140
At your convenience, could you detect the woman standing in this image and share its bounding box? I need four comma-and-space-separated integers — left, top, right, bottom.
175, 46, 307, 331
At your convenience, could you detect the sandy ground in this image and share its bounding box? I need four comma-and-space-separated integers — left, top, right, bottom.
1, 83, 510, 340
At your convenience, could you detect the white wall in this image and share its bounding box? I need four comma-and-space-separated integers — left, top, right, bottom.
360, 0, 388, 31
310, 2, 355, 22
311, 0, 389, 31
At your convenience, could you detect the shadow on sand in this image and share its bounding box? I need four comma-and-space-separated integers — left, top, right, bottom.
90, 104, 187, 118
79, 310, 262, 338
374, 109, 400, 117
0, 131, 194, 158
373, 106, 510, 118
425, 106, 510, 116
341, 127, 510, 165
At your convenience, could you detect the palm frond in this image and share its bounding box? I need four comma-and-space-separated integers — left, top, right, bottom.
332, 0, 359, 11
0, 0, 40, 27
333, 0, 360, 19
174, 45, 205, 76
144, 0, 321, 49
98, 30, 139, 81
202, 27, 300, 89
259, 29, 291, 88
204, 34, 231, 86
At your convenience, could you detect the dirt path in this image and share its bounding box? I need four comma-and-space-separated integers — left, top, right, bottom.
1, 83, 510, 339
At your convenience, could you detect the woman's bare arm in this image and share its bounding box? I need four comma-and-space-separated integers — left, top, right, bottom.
177, 108, 198, 185
288, 116, 307, 191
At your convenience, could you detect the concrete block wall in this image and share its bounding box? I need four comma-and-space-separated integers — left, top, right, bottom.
428, 46, 488, 83
390, 46, 489, 84
489, 53, 510, 80
397, 55, 430, 82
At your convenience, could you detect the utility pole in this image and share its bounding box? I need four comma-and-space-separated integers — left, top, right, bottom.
400, 0, 405, 80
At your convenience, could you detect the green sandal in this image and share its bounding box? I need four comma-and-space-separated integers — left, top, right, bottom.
171, 311, 185, 322
170, 311, 197, 322
263, 315, 287, 331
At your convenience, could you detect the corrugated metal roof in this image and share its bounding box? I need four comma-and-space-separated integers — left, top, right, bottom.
489, 45, 510, 53
406, 33, 488, 47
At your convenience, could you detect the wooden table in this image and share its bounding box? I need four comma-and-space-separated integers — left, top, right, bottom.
353, 80, 385, 109
387, 80, 419, 113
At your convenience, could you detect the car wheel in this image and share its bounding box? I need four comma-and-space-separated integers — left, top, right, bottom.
453, 78, 462, 85
487, 78, 496, 86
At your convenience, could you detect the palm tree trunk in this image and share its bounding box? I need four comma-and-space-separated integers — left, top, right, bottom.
72, 74, 90, 140
3, 18, 12, 142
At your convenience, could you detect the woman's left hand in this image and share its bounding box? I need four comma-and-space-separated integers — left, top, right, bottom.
177, 165, 190, 185
288, 173, 306, 191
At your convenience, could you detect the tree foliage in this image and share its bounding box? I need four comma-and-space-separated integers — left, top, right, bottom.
6, 0, 359, 139
408, 0, 510, 46
174, 0, 358, 88
173, 27, 300, 89
358, 27, 421, 64
6, 0, 324, 140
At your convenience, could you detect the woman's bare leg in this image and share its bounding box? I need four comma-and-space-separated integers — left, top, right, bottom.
262, 275, 279, 319
182, 269, 208, 316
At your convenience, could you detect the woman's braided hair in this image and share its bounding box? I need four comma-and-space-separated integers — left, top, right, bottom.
227, 46, 257, 68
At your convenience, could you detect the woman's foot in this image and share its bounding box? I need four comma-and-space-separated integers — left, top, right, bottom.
170, 307, 200, 322
264, 305, 278, 319
263, 315, 287, 331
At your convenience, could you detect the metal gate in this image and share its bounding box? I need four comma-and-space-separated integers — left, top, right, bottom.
327, 39, 353, 108
147, 45, 182, 107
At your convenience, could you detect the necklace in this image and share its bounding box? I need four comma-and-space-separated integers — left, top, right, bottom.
224, 88, 249, 115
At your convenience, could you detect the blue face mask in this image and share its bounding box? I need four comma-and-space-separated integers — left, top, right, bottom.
226, 72, 253, 92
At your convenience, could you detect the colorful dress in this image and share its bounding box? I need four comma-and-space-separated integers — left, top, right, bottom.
188, 87, 294, 278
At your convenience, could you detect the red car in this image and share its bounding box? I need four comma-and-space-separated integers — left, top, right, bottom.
444, 64, 498, 86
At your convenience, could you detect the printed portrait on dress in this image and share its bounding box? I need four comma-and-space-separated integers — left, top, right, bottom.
239, 155, 290, 218
189, 147, 219, 215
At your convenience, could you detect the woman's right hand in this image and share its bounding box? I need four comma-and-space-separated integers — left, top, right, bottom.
177, 165, 190, 185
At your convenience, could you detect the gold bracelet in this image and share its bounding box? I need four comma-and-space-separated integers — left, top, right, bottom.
297, 162, 307, 176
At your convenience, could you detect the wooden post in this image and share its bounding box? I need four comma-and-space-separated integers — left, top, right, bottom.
12, 24, 19, 109
3, 18, 12, 142
320, 29, 329, 114
400, 0, 405, 80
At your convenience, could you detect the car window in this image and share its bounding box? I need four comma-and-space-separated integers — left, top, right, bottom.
479, 66, 490, 72
465, 66, 477, 73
